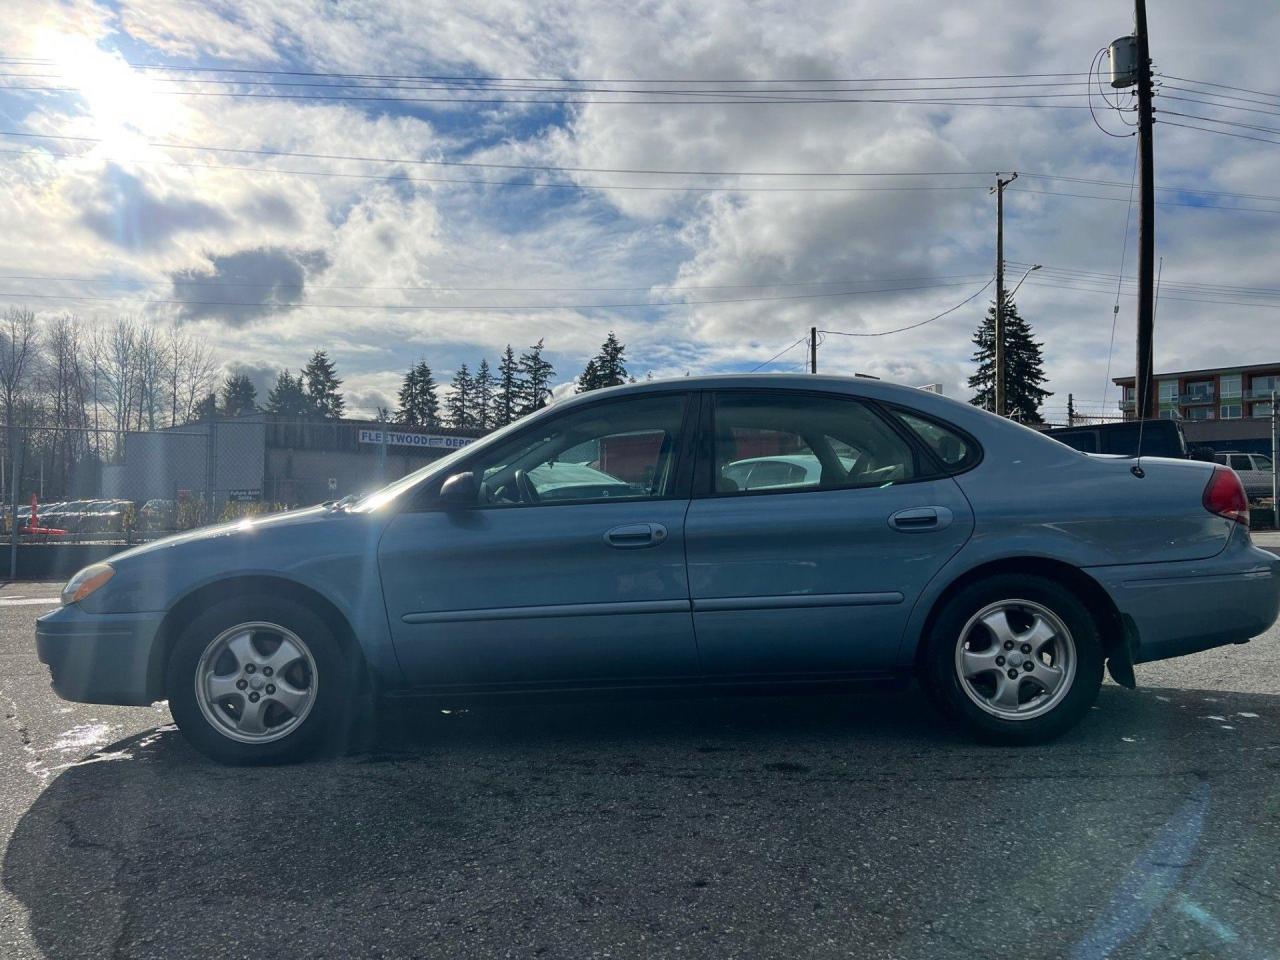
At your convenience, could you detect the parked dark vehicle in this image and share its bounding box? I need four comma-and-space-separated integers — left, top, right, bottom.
51, 500, 92, 533
140, 499, 178, 531
1044, 419, 1188, 458
82, 500, 133, 533
35, 502, 68, 529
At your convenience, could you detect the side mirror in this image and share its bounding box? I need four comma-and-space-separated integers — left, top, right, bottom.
438, 471, 478, 508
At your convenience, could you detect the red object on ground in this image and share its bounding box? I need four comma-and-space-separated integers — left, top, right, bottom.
19, 526, 68, 536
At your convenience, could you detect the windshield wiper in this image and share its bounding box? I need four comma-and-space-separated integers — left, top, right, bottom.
323, 493, 363, 512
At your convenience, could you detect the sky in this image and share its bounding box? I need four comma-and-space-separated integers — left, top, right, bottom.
1, 0, 1278, 422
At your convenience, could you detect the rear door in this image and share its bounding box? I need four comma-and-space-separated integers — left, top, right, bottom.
684, 390, 975, 678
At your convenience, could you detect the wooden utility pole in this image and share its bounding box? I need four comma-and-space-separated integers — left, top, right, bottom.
1133, 0, 1157, 420
809, 326, 817, 374
993, 173, 1017, 417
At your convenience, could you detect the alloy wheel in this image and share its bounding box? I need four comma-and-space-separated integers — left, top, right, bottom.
194, 621, 319, 744
954, 599, 1077, 721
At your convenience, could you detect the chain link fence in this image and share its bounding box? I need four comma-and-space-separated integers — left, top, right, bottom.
1, 417, 478, 549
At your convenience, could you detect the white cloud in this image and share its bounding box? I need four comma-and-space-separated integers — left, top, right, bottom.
1, 0, 1278, 425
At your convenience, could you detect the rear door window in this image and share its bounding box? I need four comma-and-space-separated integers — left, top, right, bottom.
710, 392, 920, 495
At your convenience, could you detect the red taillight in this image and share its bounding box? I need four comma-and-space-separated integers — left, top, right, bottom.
1203, 467, 1249, 525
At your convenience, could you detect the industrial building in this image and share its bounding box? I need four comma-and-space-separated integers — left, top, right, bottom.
102, 414, 481, 508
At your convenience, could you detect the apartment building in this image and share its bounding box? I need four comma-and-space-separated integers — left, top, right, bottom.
1114, 363, 1279, 423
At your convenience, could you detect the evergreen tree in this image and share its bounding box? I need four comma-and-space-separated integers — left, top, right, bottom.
446, 363, 473, 429
192, 392, 219, 421
967, 295, 1051, 423
494, 344, 523, 427
518, 338, 555, 413
576, 358, 601, 393
264, 369, 311, 418
395, 360, 439, 427
472, 358, 495, 431
578, 331, 628, 392
220, 373, 258, 418
302, 349, 346, 419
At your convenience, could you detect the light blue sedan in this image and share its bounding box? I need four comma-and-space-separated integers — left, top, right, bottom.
37, 375, 1280, 763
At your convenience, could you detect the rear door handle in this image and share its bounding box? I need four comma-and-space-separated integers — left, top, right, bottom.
888, 506, 952, 532
604, 522, 668, 548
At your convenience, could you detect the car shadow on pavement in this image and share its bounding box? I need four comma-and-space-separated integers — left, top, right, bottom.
6, 684, 1280, 959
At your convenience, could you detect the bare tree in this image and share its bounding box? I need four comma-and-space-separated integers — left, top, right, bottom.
174, 332, 218, 425
38, 314, 93, 495
134, 323, 164, 431
94, 316, 139, 436
42, 315, 90, 429
0, 307, 40, 428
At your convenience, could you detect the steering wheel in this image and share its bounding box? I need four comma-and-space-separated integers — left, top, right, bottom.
513, 469, 541, 504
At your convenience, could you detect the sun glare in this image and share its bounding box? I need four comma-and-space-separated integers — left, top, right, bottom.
35, 34, 183, 157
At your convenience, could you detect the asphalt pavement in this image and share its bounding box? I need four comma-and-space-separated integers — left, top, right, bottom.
0, 578, 1278, 959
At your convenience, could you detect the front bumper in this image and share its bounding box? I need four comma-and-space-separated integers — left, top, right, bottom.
1086, 532, 1280, 664
35, 604, 165, 706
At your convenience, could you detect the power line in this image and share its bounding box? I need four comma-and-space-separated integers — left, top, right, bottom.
1157, 74, 1280, 104
1009, 261, 1280, 299
1101, 143, 1139, 413
0, 131, 1007, 178
748, 336, 809, 372
0, 268, 992, 293
1088, 47, 1136, 138
1023, 277, 1280, 311
1009, 262, 1280, 300
1157, 109, 1280, 138
8, 132, 1274, 207
818, 277, 994, 337
0, 277, 988, 312
0, 75, 1098, 95
1019, 172, 1280, 204
1158, 86, 1280, 115
0, 147, 1002, 195
1156, 119, 1280, 145
0, 85, 1106, 107
0, 57, 1097, 83
1007, 185, 1280, 213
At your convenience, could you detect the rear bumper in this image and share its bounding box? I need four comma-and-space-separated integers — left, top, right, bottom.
1086, 533, 1280, 664
35, 604, 165, 706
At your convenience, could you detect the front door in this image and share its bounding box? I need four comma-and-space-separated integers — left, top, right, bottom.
379, 391, 699, 690
685, 390, 975, 677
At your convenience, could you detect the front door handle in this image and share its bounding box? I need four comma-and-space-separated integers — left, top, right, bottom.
604, 522, 668, 549
888, 506, 953, 532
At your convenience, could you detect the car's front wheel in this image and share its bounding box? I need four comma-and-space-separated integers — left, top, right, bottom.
920, 574, 1104, 745
166, 595, 360, 764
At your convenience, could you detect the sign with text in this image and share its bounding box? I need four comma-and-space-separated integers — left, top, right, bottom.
228, 488, 262, 502
358, 428, 475, 451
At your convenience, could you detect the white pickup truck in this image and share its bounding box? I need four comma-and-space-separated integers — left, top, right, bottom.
1215, 451, 1275, 500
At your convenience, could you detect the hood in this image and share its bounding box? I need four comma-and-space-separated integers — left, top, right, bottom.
106, 505, 332, 565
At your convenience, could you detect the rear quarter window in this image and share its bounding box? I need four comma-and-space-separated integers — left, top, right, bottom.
889, 410, 980, 473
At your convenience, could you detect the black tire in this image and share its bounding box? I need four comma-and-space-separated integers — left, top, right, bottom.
165, 593, 364, 764
919, 574, 1104, 745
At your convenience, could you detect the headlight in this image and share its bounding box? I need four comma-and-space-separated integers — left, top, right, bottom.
60, 563, 114, 606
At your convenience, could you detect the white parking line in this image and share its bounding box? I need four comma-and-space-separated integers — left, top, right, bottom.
0, 597, 60, 606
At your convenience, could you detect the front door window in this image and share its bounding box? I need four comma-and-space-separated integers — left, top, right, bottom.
471, 394, 689, 506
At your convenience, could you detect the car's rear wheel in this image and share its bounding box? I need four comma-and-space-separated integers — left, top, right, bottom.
920, 574, 1104, 745
166, 595, 360, 764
